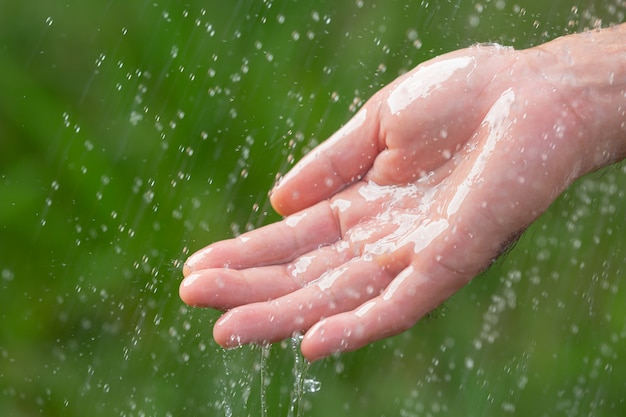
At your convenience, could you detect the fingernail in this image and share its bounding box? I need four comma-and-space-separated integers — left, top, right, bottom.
181, 272, 201, 287
305, 319, 326, 340
184, 248, 213, 274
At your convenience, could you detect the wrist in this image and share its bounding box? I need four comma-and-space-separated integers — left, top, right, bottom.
524, 24, 626, 174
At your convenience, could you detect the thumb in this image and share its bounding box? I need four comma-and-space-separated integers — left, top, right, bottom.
270, 107, 381, 216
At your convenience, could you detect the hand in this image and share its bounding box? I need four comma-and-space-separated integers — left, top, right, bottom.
180, 32, 620, 361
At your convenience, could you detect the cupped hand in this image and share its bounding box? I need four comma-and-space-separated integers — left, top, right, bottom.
181, 42, 591, 361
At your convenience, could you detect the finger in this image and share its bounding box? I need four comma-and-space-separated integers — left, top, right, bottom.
183, 200, 340, 275
270, 107, 382, 216
180, 243, 357, 309
212, 258, 399, 348
179, 265, 299, 309
300, 263, 467, 362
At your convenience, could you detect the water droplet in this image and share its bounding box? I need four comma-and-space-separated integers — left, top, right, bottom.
2, 269, 14, 282
501, 402, 516, 413
303, 378, 321, 393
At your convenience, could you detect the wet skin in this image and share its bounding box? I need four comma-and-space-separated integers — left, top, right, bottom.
181, 25, 626, 362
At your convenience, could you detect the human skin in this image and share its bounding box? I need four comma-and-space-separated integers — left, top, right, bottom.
180, 24, 626, 362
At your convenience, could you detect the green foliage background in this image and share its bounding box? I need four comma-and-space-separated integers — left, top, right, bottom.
1, 0, 625, 416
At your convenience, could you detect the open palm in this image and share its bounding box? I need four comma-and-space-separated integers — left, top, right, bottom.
181, 43, 591, 361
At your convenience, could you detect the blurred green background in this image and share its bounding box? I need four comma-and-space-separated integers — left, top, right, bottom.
1, 0, 625, 416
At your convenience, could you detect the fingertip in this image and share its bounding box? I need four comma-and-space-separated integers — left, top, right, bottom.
301, 318, 360, 362
183, 247, 213, 275
269, 186, 292, 216
302, 311, 382, 361
269, 173, 308, 216
213, 310, 242, 348
178, 272, 202, 305
301, 320, 329, 362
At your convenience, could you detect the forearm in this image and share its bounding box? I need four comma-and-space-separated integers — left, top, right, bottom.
528, 24, 626, 174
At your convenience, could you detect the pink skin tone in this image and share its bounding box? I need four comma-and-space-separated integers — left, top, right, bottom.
181, 25, 626, 362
